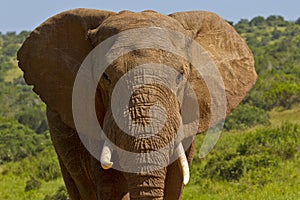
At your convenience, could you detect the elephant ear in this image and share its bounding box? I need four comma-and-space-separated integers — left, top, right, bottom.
18, 8, 115, 129
169, 11, 257, 133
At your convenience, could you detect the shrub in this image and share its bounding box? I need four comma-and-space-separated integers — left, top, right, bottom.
31, 148, 61, 181
44, 186, 70, 200
199, 123, 300, 182
0, 117, 48, 164
296, 17, 300, 25
25, 177, 41, 191
245, 73, 300, 110
249, 16, 266, 27
16, 108, 48, 134
8, 146, 61, 182
238, 123, 300, 159
224, 104, 270, 131
203, 152, 280, 181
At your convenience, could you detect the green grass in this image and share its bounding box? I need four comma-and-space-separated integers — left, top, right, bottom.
0, 147, 64, 200
270, 105, 300, 125
183, 155, 300, 200
0, 173, 64, 200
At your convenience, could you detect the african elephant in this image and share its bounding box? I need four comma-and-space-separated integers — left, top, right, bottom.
17, 8, 256, 200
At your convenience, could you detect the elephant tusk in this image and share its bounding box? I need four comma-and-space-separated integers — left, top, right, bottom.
177, 143, 190, 185
100, 141, 113, 170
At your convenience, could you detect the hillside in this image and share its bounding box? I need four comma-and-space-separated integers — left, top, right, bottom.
0, 15, 299, 200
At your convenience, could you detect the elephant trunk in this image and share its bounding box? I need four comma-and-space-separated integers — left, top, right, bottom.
102, 84, 183, 199
125, 168, 167, 200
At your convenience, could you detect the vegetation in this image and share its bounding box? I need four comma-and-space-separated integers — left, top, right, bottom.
0, 15, 299, 199
224, 104, 270, 130
0, 117, 50, 164
183, 123, 300, 199
226, 15, 300, 128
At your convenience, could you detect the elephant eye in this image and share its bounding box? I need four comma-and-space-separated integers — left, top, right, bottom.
176, 72, 183, 84
103, 73, 109, 80
102, 73, 111, 83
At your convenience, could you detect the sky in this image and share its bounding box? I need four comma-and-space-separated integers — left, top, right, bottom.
1, 0, 300, 33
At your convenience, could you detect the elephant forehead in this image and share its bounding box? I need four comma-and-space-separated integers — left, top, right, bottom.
88, 11, 189, 47
104, 11, 186, 31
101, 49, 189, 82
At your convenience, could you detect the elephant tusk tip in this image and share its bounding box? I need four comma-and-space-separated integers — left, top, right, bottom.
101, 161, 113, 170
100, 141, 113, 170
183, 173, 190, 185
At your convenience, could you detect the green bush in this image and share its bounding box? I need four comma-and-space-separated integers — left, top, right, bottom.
0, 82, 47, 128
245, 73, 300, 110
203, 152, 279, 181
36, 149, 61, 181
263, 81, 300, 109
296, 17, 300, 25
249, 16, 267, 27
196, 123, 300, 182
266, 15, 288, 27
5, 145, 62, 184
25, 177, 41, 191
0, 117, 48, 164
16, 108, 48, 134
238, 123, 300, 159
44, 186, 70, 200
2, 43, 19, 56
224, 104, 270, 130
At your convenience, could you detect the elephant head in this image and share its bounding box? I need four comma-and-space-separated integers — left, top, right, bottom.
17, 9, 256, 200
